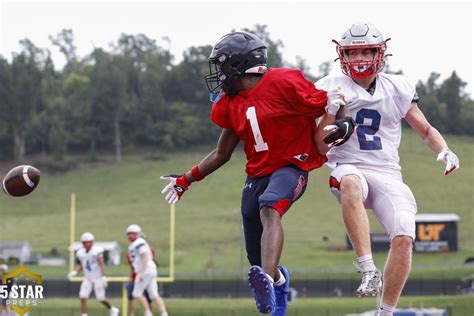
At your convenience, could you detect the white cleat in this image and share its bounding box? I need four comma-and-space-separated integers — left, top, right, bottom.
110, 306, 120, 316
356, 268, 382, 297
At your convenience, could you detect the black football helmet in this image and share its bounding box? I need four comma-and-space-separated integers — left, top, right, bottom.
205, 31, 267, 98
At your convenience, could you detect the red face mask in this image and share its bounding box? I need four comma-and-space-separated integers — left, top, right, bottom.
333, 39, 390, 79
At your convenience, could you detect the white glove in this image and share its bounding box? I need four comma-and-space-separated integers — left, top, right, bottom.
326, 88, 346, 115
101, 276, 108, 288
67, 270, 78, 278
160, 175, 189, 205
436, 149, 459, 176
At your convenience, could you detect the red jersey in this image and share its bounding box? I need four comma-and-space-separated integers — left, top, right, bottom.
211, 68, 328, 177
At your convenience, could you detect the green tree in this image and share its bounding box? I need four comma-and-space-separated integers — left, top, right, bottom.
89, 49, 127, 163
3, 39, 46, 162
242, 24, 284, 68
438, 71, 466, 134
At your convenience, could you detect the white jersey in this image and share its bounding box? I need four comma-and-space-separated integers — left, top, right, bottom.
76, 245, 104, 280
128, 237, 157, 274
316, 72, 416, 171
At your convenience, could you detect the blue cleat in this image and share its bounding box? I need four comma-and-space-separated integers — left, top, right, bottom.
248, 265, 275, 313
272, 266, 290, 316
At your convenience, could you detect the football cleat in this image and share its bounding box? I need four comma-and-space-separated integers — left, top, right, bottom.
110, 306, 119, 316
248, 265, 275, 313
354, 263, 383, 297
272, 266, 290, 316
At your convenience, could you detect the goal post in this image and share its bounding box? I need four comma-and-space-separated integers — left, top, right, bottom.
68, 193, 176, 311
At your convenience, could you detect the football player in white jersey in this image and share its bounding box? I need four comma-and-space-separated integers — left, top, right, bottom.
126, 225, 168, 316
314, 22, 460, 316
68, 232, 119, 316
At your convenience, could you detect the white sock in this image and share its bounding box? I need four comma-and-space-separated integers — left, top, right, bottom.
379, 302, 395, 315
265, 273, 274, 283
144, 310, 153, 316
274, 269, 286, 286
81, 314, 88, 316
161, 313, 169, 316
358, 254, 376, 271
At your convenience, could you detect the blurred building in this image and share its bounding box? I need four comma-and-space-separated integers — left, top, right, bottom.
0, 241, 32, 264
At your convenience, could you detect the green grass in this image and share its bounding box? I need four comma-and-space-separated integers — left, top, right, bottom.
25, 296, 474, 316
0, 130, 473, 279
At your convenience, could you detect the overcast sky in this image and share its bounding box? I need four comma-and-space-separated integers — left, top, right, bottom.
1, 0, 472, 95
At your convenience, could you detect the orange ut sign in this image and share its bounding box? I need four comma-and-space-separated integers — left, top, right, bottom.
417, 224, 446, 241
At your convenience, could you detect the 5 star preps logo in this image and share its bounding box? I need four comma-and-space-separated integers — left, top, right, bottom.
0, 266, 44, 315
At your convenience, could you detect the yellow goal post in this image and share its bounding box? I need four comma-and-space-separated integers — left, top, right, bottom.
67, 193, 175, 312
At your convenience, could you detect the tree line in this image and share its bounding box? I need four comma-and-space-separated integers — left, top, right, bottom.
0, 25, 471, 166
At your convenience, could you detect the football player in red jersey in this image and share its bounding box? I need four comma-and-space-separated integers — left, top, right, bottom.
160, 31, 353, 315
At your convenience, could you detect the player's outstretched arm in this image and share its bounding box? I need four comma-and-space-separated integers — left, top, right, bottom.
405, 103, 460, 175
160, 128, 240, 204
315, 103, 352, 155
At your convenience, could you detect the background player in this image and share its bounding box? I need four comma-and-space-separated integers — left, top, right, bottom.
315, 22, 460, 316
126, 224, 168, 316
125, 242, 155, 316
160, 31, 352, 315
68, 232, 119, 316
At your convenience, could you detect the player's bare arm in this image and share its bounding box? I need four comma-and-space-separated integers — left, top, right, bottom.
185, 128, 240, 181
161, 128, 240, 204
314, 105, 352, 156
405, 102, 460, 175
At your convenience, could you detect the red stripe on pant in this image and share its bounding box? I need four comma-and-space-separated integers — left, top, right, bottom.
271, 198, 291, 217
329, 176, 341, 190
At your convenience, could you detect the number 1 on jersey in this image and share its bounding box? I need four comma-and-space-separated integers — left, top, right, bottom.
246, 107, 269, 152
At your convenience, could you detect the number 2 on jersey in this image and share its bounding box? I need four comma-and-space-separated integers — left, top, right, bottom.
246, 107, 269, 152
356, 108, 382, 150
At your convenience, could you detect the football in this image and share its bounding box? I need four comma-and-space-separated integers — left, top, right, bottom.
2, 165, 41, 197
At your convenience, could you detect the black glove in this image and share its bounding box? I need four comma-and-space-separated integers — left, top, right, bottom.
323, 117, 356, 147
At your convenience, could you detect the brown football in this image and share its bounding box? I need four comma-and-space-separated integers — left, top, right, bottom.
2, 165, 41, 197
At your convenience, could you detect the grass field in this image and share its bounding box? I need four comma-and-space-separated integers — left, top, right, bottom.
1, 130, 473, 279
23, 296, 474, 316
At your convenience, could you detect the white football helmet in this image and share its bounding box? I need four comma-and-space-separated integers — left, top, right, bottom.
333, 22, 390, 78
126, 224, 142, 234
80, 232, 95, 242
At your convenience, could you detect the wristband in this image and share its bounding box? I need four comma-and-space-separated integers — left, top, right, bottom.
191, 165, 205, 181
176, 175, 191, 188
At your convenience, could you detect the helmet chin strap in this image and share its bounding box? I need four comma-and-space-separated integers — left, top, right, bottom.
210, 89, 223, 103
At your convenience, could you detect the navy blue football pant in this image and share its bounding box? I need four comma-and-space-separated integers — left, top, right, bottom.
241, 165, 308, 266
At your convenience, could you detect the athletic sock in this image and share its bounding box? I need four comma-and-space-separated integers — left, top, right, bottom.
274, 269, 286, 287
144, 309, 153, 316
265, 273, 274, 284
358, 254, 376, 272
379, 302, 395, 315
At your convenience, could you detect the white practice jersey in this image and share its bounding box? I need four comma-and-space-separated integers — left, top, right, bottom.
316, 72, 417, 171
76, 245, 104, 280
128, 237, 157, 274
